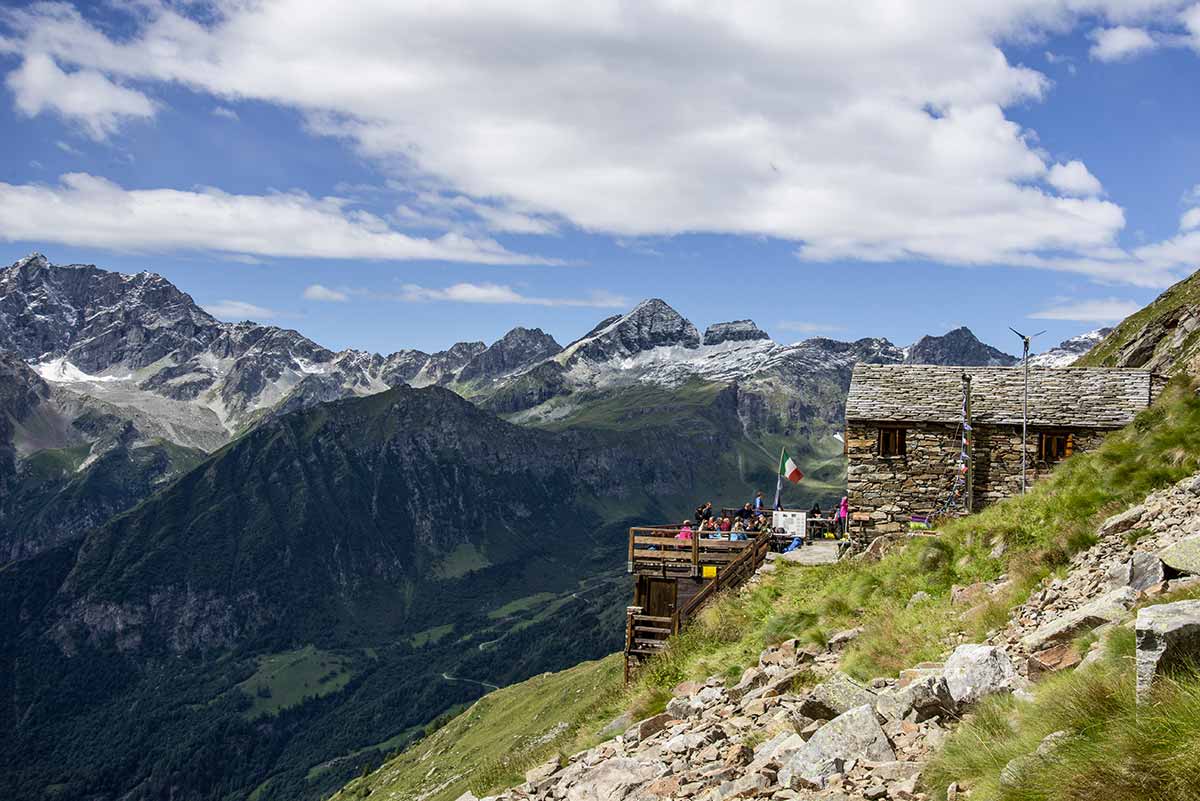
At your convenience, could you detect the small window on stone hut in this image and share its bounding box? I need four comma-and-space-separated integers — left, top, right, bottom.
1038, 432, 1071, 464
878, 426, 906, 457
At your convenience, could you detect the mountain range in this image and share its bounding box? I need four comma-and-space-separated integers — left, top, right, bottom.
0, 253, 1091, 801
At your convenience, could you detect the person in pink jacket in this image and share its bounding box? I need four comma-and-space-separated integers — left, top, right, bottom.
676, 520, 693, 540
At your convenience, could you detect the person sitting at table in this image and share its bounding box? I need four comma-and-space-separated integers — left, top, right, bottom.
732, 518, 745, 533
809, 501, 821, 517
719, 517, 732, 532
676, 520, 693, 540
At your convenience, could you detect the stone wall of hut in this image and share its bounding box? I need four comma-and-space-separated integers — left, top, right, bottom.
847, 420, 1111, 540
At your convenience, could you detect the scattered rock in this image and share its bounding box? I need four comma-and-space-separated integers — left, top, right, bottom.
778, 705, 895, 789
1098, 505, 1145, 537
633, 712, 674, 741
565, 758, 661, 801
1000, 730, 1069, 788
799, 672, 877, 719
728, 668, 769, 701
1158, 535, 1200, 575
1027, 643, 1082, 679
827, 628, 863, 648
1105, 551, 1166, 592
1136, 600, 1200, 704
943, 644, 1019, 706
907, 591, 931, 608
1019, 587, 1138, 652
666, 695, 704, 719
525, 758, 561, 787
596, 712, 632, 740
875, 674, 956, 722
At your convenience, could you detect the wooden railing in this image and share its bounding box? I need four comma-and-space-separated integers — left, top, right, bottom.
627, 525, 760, 577
623, 530, 770, 682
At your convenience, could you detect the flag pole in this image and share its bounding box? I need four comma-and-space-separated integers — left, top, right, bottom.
773, 446, 784, 510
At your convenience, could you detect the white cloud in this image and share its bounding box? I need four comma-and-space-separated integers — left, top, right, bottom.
1047, 160, 1104, 197
211, 105, 238, 121
205, 299, 278, 320
1089, 26, 1159, 61
1181, 207, 1200, 231
0, 173, 555, 264
5, 1, 1200, 283
5, 52, 154, 139
1028, 298, 1142, 321
55, 140, 82, 156
392, 283, 626, 307
303, 284, 348, 302
393, 192, 560, 236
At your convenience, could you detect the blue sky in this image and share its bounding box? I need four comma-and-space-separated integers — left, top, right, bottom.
1, 2, 1199, 356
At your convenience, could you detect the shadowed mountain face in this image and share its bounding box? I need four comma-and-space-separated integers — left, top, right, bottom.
905, 327, 1017, 367
0, 381, 752, 801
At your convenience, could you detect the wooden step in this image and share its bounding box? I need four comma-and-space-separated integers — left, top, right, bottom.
633, 638, 667, 647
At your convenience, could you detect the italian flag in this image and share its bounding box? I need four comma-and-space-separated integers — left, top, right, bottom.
779, 449, 803, 483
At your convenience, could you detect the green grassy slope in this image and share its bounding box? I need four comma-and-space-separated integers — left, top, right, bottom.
925, 583, 1200, 801
339, 376, 1200, 801
334, 656, 624, 801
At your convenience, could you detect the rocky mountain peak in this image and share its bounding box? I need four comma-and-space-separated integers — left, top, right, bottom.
459, 326, 562, 382
906, 326, 1016, 367
562, 298, 701, 365
703, 320, 770, 346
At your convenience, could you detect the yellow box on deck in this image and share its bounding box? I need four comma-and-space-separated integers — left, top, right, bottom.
702, 565, 717, 578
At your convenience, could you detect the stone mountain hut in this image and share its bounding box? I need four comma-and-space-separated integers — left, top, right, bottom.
845, 364, 1166, 534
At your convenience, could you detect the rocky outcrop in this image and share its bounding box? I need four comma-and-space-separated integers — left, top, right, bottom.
1136, 600, 1200, 704
703, 320, 770, 346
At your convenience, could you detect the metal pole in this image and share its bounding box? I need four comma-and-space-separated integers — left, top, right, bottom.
1021, 339, 1029, 494
963, 373, 973, 513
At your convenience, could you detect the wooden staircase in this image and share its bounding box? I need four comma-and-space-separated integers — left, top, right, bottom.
623, 528, 770, 682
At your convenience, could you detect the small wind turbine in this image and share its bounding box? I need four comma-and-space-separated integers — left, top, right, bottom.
1009, 327, 1046, 494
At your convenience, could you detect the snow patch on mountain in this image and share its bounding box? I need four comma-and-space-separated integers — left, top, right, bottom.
1024, 328, 1112, 368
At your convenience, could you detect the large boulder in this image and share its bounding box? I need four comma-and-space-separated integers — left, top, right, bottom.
1136, 600, 1200, 705
874, 674, 956, 721
799, 671, 878, 719
1158, 536, 1200, 575
943, 644, 1018, 706
1019, 587, 1138, 652
565, 758, 661, 801
1106, 551, 1166, 593
778, 705, 895, 789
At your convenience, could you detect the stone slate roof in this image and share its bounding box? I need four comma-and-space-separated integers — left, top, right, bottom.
846, 364, 1163, 428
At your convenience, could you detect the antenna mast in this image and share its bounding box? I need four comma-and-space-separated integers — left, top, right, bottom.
1009, 327, 1046, 494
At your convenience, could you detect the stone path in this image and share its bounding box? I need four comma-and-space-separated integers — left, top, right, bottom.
774, 541, 841, 566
